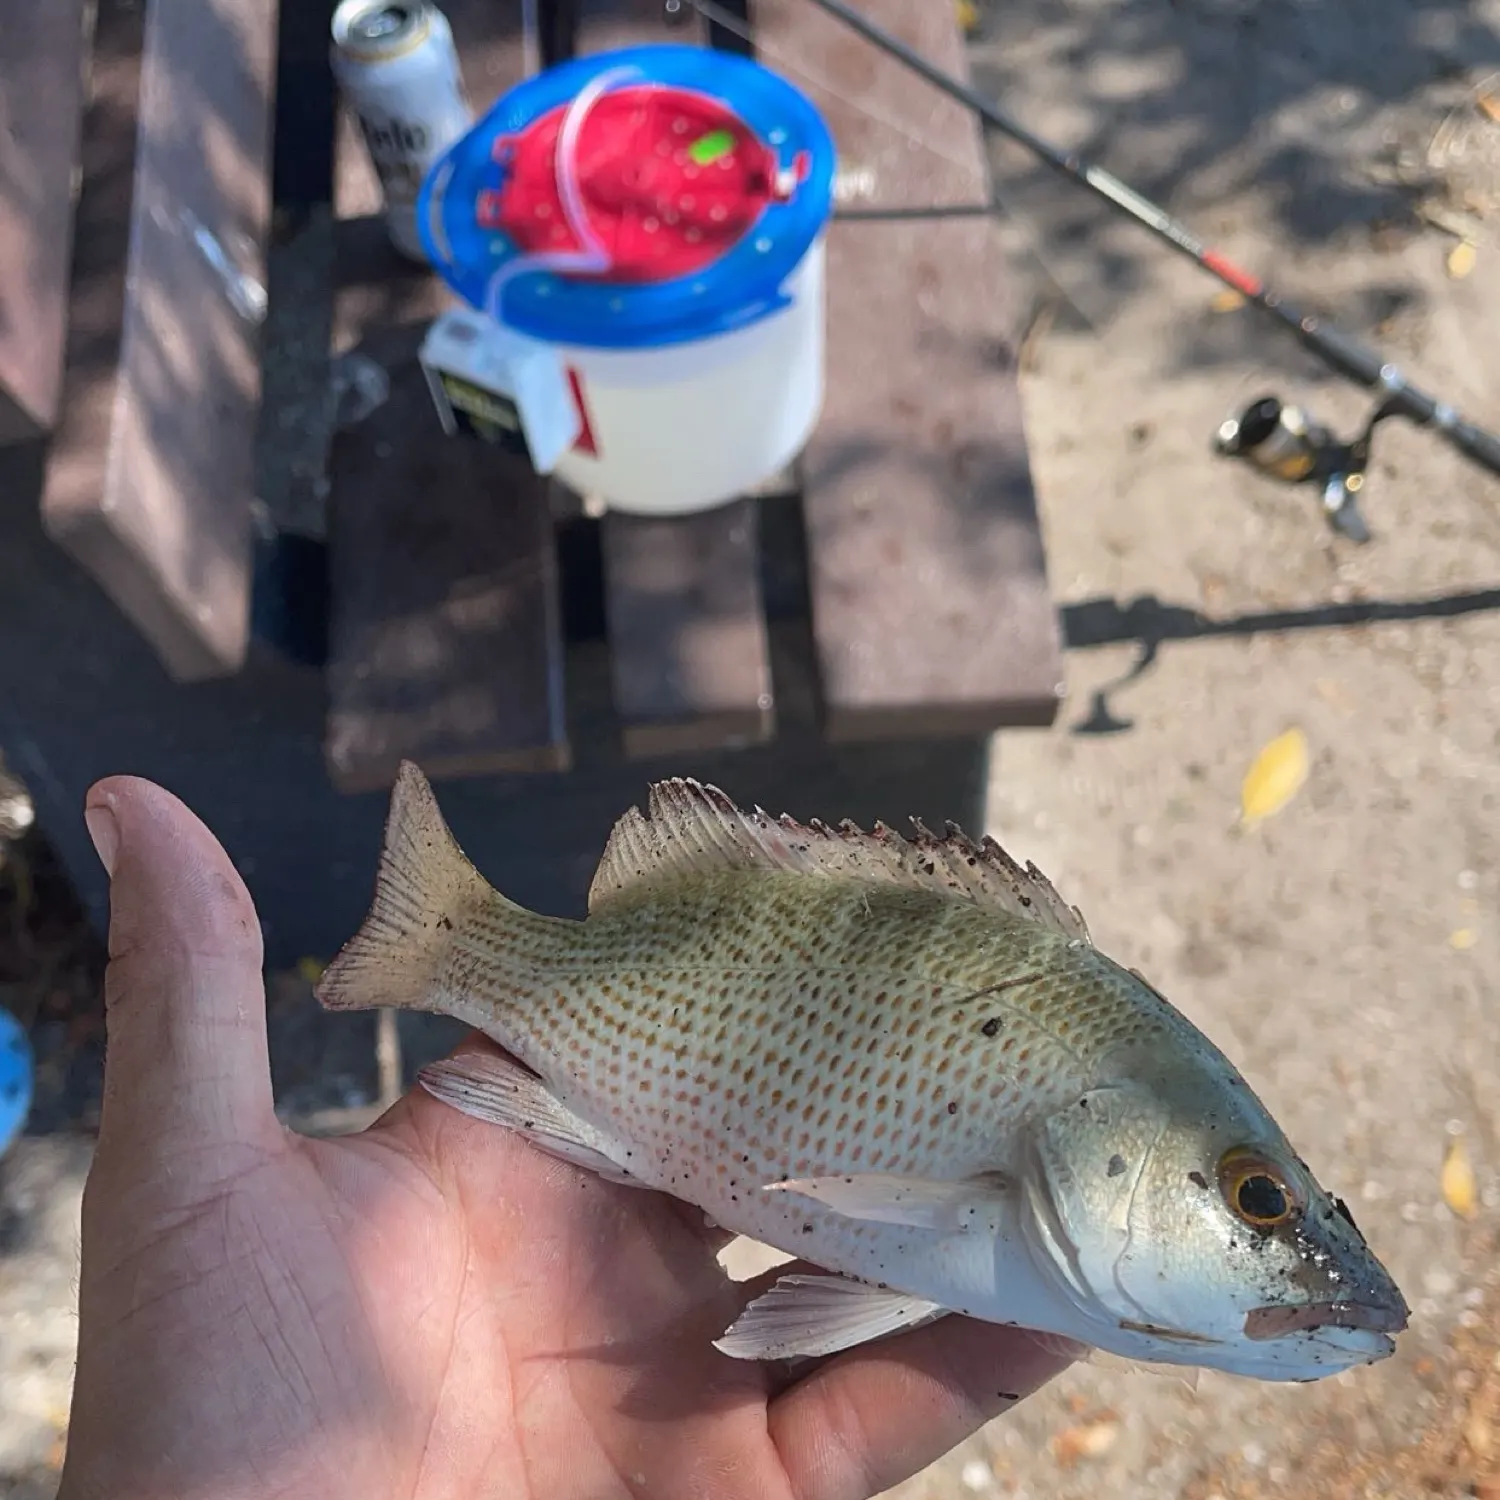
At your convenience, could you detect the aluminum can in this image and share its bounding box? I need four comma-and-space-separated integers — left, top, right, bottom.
330, 0, 473, 260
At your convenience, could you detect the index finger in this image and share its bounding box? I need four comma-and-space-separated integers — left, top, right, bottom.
768, 1315, 1076, 1500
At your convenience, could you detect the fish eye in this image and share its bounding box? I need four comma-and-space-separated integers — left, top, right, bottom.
1217, 1147, 1300, 1229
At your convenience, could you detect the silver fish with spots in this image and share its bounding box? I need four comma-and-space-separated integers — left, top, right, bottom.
315, 762, 1408, 1381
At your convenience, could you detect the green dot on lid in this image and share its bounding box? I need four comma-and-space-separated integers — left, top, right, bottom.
688, 128, 737, 166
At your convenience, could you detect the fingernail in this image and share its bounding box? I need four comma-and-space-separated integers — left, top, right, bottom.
85, 803, 119, 876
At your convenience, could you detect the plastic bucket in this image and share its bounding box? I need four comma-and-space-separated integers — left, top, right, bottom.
417, 44, 836, 516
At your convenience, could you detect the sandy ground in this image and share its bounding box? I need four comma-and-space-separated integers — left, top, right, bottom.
5, 0, 1500, 1494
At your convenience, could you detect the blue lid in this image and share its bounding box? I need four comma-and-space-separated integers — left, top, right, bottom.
417, 44, 836, 351
0, 1008, 32, 1158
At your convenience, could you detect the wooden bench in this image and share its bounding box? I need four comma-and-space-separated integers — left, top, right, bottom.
29, 0, 279, 682
0, 0, 88, 447
0, 0, 1064, 973
322, 0, 1062, 793
756, 0, 1064, 738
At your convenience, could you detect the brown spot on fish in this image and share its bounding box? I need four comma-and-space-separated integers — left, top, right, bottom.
947, 1101, 959, 1116
1107, 1154, 1127, 1177
1188, 1171, 1209, 1190
980, 1017, 1003, 1038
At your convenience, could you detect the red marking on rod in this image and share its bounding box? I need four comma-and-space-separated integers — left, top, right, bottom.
1202, 250, 1263, 299
567, 367, 599, 456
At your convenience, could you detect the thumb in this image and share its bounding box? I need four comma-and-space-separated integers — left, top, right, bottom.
85, 776, 278, 1165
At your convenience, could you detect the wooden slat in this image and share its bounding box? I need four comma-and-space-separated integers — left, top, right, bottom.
602, 500, 773, 756
323, 4, 569, 792
756, 0, 1065, 738
39, 0, 278, 682
587, 0, 776, 759
0, 0, 89, 446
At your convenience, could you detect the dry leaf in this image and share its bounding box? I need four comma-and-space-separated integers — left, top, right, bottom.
296, 955, 326, 985
954, 0, 980, 32
1442, 1135, 1479, 1220
1468, 1406, 1495, 1461
1448, 240, 1478, 279
1452, 927, 1479, 950
1478, 92, 1500, 123
1209, 288, 1246, 312
1051, 1419, 1121, 1468
1240, 728, 1310, 828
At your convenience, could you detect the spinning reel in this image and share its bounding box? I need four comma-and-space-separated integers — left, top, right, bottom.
1213, 393, 1411, 545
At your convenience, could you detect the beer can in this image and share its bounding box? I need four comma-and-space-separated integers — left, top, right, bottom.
330, 0, 474, 261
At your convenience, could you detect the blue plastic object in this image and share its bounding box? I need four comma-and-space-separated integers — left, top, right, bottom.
0, 1008, 33, 1158
416, 44, 835, 351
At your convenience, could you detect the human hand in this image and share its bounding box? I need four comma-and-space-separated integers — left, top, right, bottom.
58, 775, 1072, 1500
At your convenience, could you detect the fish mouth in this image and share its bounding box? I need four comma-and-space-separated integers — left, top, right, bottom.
1244, 1299, 1409, 1341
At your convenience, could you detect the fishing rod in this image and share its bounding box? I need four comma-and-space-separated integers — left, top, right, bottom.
704, 0, 1500, 542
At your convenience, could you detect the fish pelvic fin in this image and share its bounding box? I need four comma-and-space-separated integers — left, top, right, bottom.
316, 760, 505, 1015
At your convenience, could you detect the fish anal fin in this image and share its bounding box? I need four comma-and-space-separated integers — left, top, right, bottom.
762, 1171, 1013, 1234
587, 780, 1090, 940
418, 1052, 641, 1187
714, 1272, 949, 1361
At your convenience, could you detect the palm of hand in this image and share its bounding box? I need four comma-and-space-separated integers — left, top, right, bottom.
69, 1084, 802, 1500
59, 775, 1069, 1500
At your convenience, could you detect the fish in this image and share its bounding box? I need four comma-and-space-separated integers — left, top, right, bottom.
314, 761, 1409, 1382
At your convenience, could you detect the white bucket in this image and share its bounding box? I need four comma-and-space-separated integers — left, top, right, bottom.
416, 44, 837, 517
550, 236, 824, 514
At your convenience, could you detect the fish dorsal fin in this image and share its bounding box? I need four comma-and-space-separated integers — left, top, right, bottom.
587, 778, 1091, 941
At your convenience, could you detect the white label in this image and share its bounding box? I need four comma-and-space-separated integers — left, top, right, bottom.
419, 311, 581, 472
504, 339, 581, 474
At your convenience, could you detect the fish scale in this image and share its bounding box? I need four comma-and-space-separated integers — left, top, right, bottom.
317, 762, 1410, 1380
409, 871, 1151, 1272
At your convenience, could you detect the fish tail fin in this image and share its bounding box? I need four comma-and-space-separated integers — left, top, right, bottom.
315, 760, 516, 1015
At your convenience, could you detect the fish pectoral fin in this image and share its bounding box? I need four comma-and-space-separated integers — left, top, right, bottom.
714, 1273, 950, 1361
761, 1171, 1012, 1233
418, 1053, 642, 1188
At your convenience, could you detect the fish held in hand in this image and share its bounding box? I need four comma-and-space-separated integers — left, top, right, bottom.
315, 762, 1408, 1382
